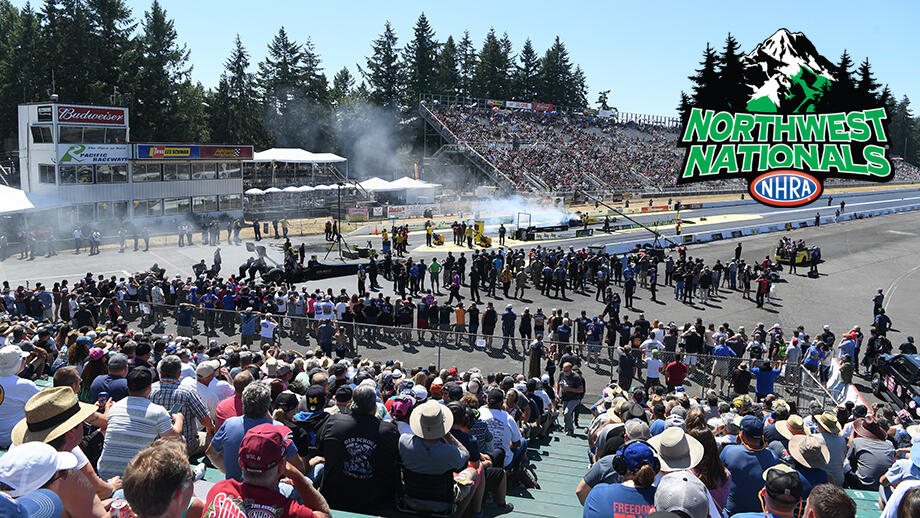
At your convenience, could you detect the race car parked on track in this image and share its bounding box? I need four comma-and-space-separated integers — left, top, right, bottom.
774, 245, 821, 265
872, 354, 920, 418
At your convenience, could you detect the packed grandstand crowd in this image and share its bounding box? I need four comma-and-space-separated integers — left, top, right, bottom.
0, 236, 915, 518
427, 102, 920, 193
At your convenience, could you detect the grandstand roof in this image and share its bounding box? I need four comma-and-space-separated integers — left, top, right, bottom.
0, 185, 71, 215
251, 148, 346, 164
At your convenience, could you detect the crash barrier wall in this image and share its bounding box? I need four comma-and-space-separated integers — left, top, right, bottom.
682, 187, 920, 211
604, 202, 920, 254
104, 300, 830, 404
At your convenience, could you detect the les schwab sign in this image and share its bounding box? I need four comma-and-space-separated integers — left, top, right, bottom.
135, 144, 254, 160
57, 105, 126, 125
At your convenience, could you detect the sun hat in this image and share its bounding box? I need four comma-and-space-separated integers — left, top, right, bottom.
815, 411, 841, 434
196, 360, 221, 378
0, 442, 77, 497
0, 345, 29, 377
12, 387, 97, 445
648, 427, 704, 472
788, 434, 830, 470
854, 415, 887, 441
776, 415, 811, 440
0, 489, 64, 518
654, 470, 710, 518
721, 412, 741, 435
409, 400, 453, 440
238, 423, 291, 473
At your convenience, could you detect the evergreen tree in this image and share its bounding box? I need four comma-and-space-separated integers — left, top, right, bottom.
855, 57, 880, 107
456, 30, 477, 99
257, 27, 304, 147
512, 38, 540, 101
434, 35, 459, 96
129, 0, 190, 141
212, 35, 268, 146
688, 43, 720, 110
537, 36, 574, 105
597, 90, 611, 110
172, 80, 209, 142
0, 2, 43, 105
822, 50, 855, 112
402, 12, 438, 106
300, 37, 328, 104
498, 32, 514, 98
571, 65, 588, 107
361, 21, 402, 109
86, 0, 134, 104
717, 33, 746, 111
473, 28, 509, 99
52, 0, 95, 101
331, 66, 355, 103
677, 91, 693, 121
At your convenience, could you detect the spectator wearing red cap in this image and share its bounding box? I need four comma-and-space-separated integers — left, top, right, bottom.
203, 423, 331, 518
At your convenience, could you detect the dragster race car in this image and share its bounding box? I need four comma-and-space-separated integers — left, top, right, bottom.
774, 245, 821, 265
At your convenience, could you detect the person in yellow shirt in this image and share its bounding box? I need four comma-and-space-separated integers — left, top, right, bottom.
426, 225, 433, 247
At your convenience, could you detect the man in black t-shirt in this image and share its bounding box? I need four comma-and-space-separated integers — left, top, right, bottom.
558, 362, 584, 435
318, 385, 398, 513
729, 363, 753, 396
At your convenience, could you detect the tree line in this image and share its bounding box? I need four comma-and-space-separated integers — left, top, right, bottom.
0, 3, 591, 174
677, 34, 920, 166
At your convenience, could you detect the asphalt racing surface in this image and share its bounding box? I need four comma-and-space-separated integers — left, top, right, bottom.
2, 190, 919, 403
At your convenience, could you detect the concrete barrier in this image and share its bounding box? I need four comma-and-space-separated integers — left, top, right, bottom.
690, 187, 919, 210
606, 203, 920, 250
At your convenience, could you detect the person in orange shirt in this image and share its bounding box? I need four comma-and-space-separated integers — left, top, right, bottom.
454, 303, 466, 347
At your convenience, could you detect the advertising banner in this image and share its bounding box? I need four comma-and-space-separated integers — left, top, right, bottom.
346, 207, 369, 221
583, 108, 598, 116
486, 99, 505, 107
136, 144, 199, 159
532, 102, 554, 112
506, 101, 532, 110
200, 145, 254, 159
598, 109, 618, 118
58, 144, 130, 164
57, 105, 127, 125
135, 144, 254, 160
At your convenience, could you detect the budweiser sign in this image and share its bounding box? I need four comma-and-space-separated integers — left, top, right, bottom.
57, 105, 126, 125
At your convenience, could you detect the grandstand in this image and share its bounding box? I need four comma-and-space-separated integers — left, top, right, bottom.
420, 96, 920, 195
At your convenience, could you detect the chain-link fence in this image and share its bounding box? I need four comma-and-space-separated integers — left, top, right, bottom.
98, 300, 838, 407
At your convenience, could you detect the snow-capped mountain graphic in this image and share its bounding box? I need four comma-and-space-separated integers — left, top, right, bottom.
741, 29, 836, 113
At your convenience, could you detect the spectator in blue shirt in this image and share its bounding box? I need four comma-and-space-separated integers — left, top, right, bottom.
582, 441, 658, 518
720, 415, 780, 515
751, 361, 782, 402
240, 308, 259, 347
711, 340, 736, 393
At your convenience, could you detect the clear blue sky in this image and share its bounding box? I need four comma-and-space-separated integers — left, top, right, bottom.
15, 0, 920, 115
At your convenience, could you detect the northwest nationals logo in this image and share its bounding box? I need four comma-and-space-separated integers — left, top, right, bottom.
676, 29, 893, 207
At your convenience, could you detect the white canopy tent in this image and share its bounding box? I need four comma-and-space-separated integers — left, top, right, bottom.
251, 148, 347, 164
358, 176, 441, 203
0, 185, 72, 216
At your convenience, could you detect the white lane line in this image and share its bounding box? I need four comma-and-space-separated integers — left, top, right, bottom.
886, 230, 916, 236
884, 263, 920, 311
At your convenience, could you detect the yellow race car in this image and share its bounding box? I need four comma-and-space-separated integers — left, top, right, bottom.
774, 246, 821, 265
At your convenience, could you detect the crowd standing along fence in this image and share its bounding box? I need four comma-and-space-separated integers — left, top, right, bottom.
101, 299, 838, 407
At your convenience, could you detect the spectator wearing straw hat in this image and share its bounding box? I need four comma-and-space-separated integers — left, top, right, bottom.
11, 387, 106, 518
813, 411, 846, 486
788, 434, 831, 499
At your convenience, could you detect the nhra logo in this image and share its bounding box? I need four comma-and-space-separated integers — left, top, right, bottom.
749, 170, 822, 206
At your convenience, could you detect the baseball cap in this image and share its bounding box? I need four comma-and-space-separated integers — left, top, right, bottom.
238, 423, 291, 473
335, 385, 353, 403
619, 441, 658, 472
196, 360, 221, 378
763, 464, 803, 503
740, 415, 764, 440
0, 442, 78, 497
389, 396, 415, 418
0, 345, 29, 377
625, 419, 651, 440
302, 385, 325, 413
0, 489, 64, 518
664, 415, 686, 431
655, 470, 710, 518
274, 392, 299, 412
107, 353, 129, 371
487, 388, 505, 404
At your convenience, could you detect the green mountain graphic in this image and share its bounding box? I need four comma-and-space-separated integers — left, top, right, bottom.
740, 29, 836, 113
